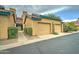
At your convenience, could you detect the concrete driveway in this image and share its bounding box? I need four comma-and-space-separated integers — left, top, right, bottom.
0, 32, 79, 54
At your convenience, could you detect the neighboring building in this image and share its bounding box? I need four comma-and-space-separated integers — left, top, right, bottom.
22, 12, 63, 35
0, 8, 16, 40
16, 17, 23, 30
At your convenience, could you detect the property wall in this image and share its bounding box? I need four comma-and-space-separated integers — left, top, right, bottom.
21, 11, 28, 25
24, 18, 33, 28
24, 18, 35, 35
9, 14, 15, 27
32, 21, 38, 35
53, 20, 62, 24
24, 18, 63, 36
0, 15, 15, 40
22, 14, 25, 24
0, 16, 9, 39
22, 14, 26, 29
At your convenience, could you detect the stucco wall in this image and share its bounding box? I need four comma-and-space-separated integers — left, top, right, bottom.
22, 14, 25, 24
52, 20, 62, 24
0, 16, 9, 39
24, 18, 35, 35
32, 21, 38, 35
24, 18, 33, 27
24, 18, 63, 36
9, 15, 15, 27
0, 15, 15, 40
40, 19, 63, 33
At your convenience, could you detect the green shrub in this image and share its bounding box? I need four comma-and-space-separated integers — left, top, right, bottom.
24, 27, 32, 36
64, 26, 70, 32
64, 22, 78, 32
24, 28, 27, 34
64, 25, 78, 32
8, 27, 18, 39
53, 32, 59, 35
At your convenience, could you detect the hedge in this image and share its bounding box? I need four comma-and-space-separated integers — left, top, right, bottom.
64, 25, 78, 32
8, 27, 18, 39
24, 27, 32, 36
53, 32, 59, 35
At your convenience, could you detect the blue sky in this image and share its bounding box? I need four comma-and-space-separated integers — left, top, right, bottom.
4, 5, 79, 22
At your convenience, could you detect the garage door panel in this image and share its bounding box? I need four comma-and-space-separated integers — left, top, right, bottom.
54, 24, 61, 33
37, 23, 51, 35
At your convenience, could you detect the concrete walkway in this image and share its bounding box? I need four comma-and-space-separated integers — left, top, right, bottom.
18, 31, 27, 41
0, 31, 79, 51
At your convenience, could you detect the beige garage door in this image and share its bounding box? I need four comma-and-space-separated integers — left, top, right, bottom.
54, 24, 61, 33
37, 23, 51, 35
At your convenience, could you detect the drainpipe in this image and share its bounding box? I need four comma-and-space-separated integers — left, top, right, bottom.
24, 15, 27, 24
61, 22, 63, 32
52, 22, 54, 33
13, 14, 16, 23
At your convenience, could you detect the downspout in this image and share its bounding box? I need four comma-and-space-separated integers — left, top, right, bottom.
24, 15, 27, 24
52, 22, 54, 33
61, 22, 63, 32
13, 13, 16, 23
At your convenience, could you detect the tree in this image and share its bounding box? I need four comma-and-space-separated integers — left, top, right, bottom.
47, 14, 61, 21
64, 22, 78, 32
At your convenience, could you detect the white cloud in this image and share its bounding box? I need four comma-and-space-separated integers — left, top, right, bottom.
31, 5, 42, 13
40, 6, 69, 15
63, 19, 77, 22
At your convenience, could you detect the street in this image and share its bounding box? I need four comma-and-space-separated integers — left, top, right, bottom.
0, 32, 79, 54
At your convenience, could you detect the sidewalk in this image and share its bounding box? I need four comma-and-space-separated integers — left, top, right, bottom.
0, 31, 79, 51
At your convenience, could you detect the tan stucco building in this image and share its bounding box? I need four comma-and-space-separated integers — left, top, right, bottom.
0, 8, 16, 40
22, 12, 63, 36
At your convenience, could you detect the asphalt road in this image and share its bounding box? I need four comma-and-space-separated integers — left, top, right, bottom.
0, 32, 79, 54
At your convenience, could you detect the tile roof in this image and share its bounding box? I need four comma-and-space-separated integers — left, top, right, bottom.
0, 11, 11, 16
